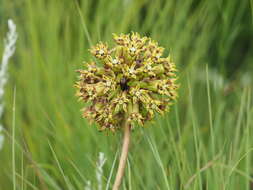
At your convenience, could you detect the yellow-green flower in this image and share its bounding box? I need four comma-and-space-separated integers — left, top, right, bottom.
75, 32, 179, 132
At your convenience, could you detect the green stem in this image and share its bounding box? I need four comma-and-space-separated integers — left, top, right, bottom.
112, 120, 131, 190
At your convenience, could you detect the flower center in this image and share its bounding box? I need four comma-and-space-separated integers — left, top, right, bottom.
112, 59, 119, 64
98, 49, 105, 55
128, 68, 135, 74
146, 64, 152, 71
105, 81, 111, 87
130, 47, 136, 52
135, 91, 140, 96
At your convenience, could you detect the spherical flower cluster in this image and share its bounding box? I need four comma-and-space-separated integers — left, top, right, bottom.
75, 32, 178, 132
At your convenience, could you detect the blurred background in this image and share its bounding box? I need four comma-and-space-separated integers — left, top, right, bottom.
0, 0, 253, 189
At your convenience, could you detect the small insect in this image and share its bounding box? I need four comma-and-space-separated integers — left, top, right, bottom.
120, 77, 129, 91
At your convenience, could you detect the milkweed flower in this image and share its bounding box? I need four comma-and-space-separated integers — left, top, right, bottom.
75, 32, 178, 132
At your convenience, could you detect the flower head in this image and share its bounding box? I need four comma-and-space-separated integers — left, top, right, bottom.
75, 32, 178, 132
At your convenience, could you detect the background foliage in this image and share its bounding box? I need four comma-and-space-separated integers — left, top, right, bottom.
0, 0, 253, 189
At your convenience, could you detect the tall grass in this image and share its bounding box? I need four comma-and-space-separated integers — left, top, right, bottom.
0, 0, 252, 189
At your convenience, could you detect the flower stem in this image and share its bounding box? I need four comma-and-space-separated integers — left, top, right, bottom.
112, 121, 131, 190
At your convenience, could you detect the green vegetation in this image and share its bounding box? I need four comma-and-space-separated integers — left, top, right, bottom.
0, 0, 253, 189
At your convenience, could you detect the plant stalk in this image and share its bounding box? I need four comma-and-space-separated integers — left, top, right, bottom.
112, 121, 131, 190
